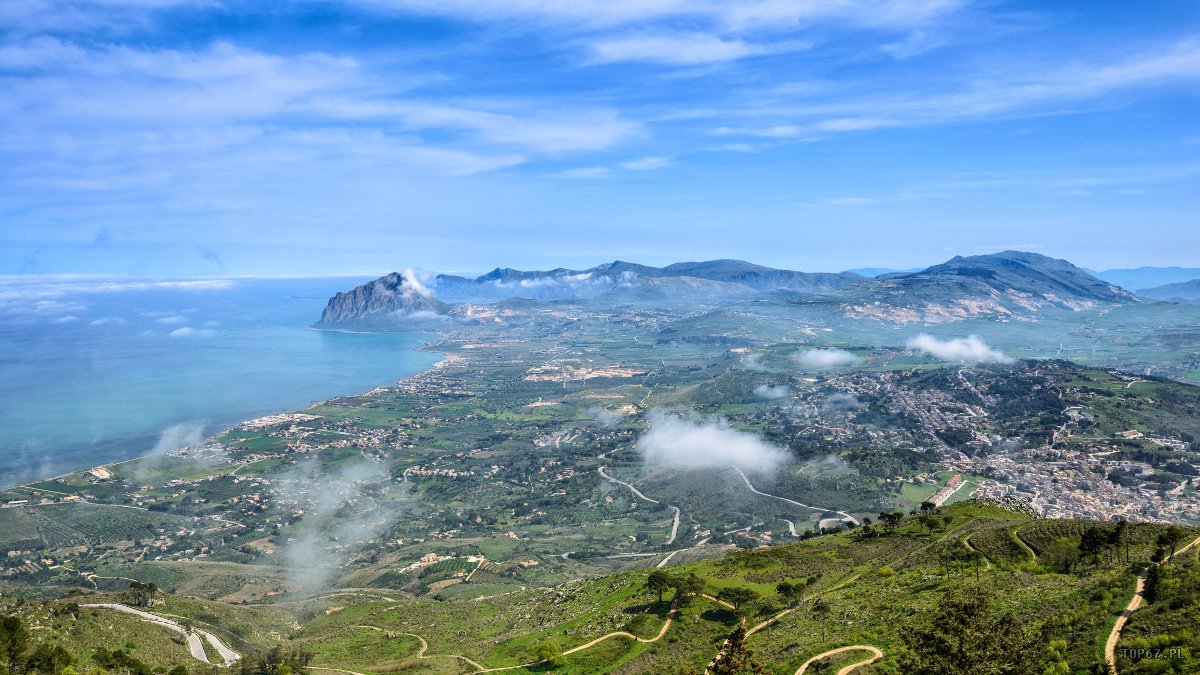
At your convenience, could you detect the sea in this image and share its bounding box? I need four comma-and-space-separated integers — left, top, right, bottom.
0, 276, 439, 487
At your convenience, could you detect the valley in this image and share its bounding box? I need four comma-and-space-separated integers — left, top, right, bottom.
3, 252, 1200, 674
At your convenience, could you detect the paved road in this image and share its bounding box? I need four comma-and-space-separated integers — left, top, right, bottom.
794, 646, 884, 675
598, 466, 683, 546
83, 603, 240, 666
1105, 534, 1200, 673
666, 506, 681, 545
732, 466, 859, 526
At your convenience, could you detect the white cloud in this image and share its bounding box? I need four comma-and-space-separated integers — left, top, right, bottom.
352, 0, 966, 32
561, 166, 613, 179
590, 34, 764, 65
742, 353, 767, 371
637, 409, 789, 473
792, 348, 861, 369
400, 267, 434, 300
154, 314, 187, 325
753, 384, 790, 400
89, 316, 127, 326
906, 333, 1014, 364
710, 39, 1200, 141
619, 155, 672, 170
168, 326, 216, 337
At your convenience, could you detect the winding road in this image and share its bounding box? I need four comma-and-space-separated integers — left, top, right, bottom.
83, 603, 241, 666
597, 466, 682, 545
732, 466, 859, 526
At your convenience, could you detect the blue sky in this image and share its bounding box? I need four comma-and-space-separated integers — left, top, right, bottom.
1, 0, 1197, 276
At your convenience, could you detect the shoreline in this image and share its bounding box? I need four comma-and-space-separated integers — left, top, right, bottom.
2, 333, 448, 492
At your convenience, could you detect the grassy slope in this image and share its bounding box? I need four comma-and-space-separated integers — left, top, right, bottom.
5, 502, 1199, 674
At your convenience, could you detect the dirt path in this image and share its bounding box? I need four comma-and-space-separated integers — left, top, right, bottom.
475, 593, 734, 673
1010, 523, 1037, 561
961, 532, 993, 571
345, 625, 486, 671
1105, 535, 1200, 674
794, 646, 884, 675
83, 603, 240, 666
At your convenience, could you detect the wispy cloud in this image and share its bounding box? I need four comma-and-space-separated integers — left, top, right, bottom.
907, 333, 1013, 364
792, 348, 861, 369
709, 38, 1200, 139
637, 409, 789, 473
619, 155, 672, 170
589, 34, 768, 65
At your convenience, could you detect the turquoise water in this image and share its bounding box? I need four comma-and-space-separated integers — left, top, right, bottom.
0, 276, 438, 486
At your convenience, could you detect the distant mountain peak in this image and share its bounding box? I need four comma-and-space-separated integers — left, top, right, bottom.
840, 249, 1137, 323
317, 270, 448, 328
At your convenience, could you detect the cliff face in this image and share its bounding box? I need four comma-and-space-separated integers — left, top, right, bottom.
317, 271, 448, 328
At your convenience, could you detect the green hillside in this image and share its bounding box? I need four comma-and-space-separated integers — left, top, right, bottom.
3, 500, 1198, 674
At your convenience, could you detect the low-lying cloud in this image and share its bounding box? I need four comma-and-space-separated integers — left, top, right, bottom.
273, 459, 403, 592
637, 410, 789, 474
821, 393, 861, 415
589, 406, 623, 428
149, 421, 206, 455
742, 353, 766, 371
907, 333, 1014, 364
400, 268, 434, 300
753, 384, 790, 400
792, 348, 861, 369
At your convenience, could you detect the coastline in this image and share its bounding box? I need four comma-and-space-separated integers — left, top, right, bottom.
3, 333, 448, 491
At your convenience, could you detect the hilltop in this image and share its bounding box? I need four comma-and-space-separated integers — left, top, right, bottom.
837, 250, 1138, 323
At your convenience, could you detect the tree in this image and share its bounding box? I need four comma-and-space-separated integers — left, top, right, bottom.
1045, 537, 1080, 574
712, 625, 767, 675
534, 641, 565, 668
800, 575, 821, 614
879, 512, 904, 533
1109, 521, 1128, 563
811, 598, 831, 642
776, 581, 798, 608
920, 501, 936, 514
1079, 527, 1107, 569
917, 514, 934, 535
124, 581, 159, 608
1043, 639, 1070, 675
0, 616, 29, 674
1160, 525, 1186, 562
672, 573, 706, 605
968, 549, 984, 582
898, 586, 1041, 675
647, 570, 673, 603
718, 587, 760, 611
1144, 565, 1161, 604
24, 644, 74, 674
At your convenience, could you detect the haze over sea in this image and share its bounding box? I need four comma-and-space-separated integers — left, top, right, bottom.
0, 277, 437, 487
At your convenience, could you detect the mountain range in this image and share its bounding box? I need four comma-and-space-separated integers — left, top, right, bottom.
1091, 266, 1200, 292
1138, 278, 1200, 304
316, 251, 1144, 329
